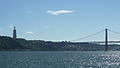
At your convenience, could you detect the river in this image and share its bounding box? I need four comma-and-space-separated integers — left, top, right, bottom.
0, 51, 120, 68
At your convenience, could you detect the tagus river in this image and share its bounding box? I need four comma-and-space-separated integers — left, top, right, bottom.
0, 51, 120, 68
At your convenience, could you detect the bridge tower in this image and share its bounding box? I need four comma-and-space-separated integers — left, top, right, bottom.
105, 28, 108, 51
13, 26, 17, 39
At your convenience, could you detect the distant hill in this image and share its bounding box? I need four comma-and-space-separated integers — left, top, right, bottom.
0, 36, 120, 51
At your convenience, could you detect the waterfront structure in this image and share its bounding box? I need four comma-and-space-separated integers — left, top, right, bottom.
13, 26, 17, 39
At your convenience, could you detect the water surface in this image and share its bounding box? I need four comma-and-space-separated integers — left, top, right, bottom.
0, 51, 120, 68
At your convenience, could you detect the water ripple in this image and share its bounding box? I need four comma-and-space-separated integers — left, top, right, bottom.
0, 51, 120, 68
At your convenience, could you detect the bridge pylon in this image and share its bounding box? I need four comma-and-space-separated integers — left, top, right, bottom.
105, 28, 108, 51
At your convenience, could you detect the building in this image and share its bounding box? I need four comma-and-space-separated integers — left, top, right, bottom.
13, 26, 17, 39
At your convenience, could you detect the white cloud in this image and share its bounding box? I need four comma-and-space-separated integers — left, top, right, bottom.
26, 31, 34, 34
26, 10, 32, 14
8, 25, 14, 28
45, 26, 49, 29
46, 10, 74, 15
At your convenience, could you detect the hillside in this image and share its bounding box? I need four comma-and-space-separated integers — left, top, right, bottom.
0, 36, 120, 51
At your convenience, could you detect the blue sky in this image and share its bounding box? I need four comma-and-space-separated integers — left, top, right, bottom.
0, 0, 120, 41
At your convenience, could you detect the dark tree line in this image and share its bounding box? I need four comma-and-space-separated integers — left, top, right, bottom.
0, 36, 120, 51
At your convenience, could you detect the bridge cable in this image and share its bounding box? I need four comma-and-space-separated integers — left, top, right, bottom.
71, 29, 104, 41
108, 29, 120, 35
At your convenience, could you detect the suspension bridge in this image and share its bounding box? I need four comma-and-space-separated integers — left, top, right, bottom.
70, 28, 120, 51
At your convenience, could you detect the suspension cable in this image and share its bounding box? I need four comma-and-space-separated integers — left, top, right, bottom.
71, 29, 104, 41
108, 29, 120, 35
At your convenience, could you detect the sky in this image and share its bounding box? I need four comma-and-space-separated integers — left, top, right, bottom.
0, 0, 120, 41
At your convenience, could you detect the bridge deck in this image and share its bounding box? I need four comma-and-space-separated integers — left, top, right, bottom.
78, 41, 120, 43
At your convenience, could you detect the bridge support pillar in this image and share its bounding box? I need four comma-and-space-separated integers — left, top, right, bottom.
105, 28, 108, 51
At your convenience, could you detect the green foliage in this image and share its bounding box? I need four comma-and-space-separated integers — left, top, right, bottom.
0, 36, 120, 51
0, 36, 25, 50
